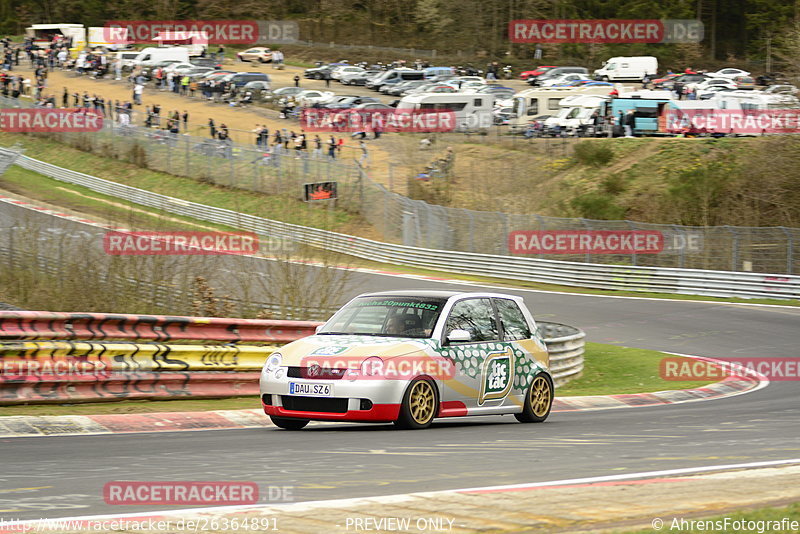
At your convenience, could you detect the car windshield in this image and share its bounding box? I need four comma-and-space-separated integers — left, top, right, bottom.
318, 296, 448, 338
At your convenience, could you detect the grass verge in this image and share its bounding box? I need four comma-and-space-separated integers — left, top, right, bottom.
0, 343, 714, 416
622, 501, 800, 533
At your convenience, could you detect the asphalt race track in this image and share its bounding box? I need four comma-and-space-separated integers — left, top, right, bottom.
1, 202, 799, 520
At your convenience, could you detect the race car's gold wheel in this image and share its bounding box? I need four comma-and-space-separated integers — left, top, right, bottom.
395, 378, 438, 429
515, 374, 553, 423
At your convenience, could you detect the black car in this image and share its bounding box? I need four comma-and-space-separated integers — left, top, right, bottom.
304, 63, 348, 80
220, 72, 271, 88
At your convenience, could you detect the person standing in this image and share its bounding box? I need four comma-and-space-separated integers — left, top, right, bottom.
624, 110, 635, 138
208, 118, 216, 138
133, 82, 143, 105
327, 135, 336, 159
293, 74, 300, 87
313, 135, 322, 158
182, 110, 189, 131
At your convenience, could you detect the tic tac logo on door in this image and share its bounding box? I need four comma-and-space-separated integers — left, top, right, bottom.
478, 347, 515, 405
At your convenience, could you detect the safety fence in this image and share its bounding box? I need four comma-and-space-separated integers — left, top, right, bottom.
3, 95, 800, 274
7, 148, 800, 299
0, 311, 584, 404
0, 311, 319, 343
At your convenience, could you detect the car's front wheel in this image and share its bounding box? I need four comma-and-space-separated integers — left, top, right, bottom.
515, 374, 553, 423
395, 378, 438, 429
270, 416, 309, 430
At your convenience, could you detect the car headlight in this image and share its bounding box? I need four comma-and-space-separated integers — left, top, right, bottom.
265, 353, 282, 374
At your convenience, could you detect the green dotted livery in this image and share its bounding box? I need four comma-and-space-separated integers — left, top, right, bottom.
260, 291, 553, 430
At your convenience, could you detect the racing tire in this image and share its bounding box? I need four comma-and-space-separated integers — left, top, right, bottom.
515, 373, 553, 423
270, 416, 309, 430
395, 378, 438, 430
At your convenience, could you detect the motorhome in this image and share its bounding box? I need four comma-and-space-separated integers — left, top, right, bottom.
26, 23, 86, 48
87, 27, 130, 50
599, 96, 674, 135
544, 94, 611, 131
396, 92, 495, 130
594, 56, 658, 82
509, 86, 619, 132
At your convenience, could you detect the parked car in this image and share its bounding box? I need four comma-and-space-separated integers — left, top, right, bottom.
519, 66, 558, 80
707, 68, 750, 79
304, 63, 348, 80
529, 67, 589, 86
321, 96, 381, 109
476, 85, 516, 99
690, 78, 738, 92
220, 72, 271, 88
541, 73, 591, 87
241, 80, 272, 99
262, 86, 304, 102
260, 290, 554, 430
353, 102, 394, 110
295, 89, 336, 106
331, 66, 366, 80
733, 75, 756, 90
653, 73, 708, 89
763, 84, 799, 95
237, 47, 272, 63
341, 70, 381, 85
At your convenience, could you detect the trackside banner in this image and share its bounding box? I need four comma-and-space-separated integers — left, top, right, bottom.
509, 230, 664, 255
104, 21, 259, 44
666, 109, 800, 134
509, 19, 703, 43
0, 109, 103, 132
300, 109, 458, 132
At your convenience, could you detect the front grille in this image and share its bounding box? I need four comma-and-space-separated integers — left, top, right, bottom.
287, 366, 347, 380
281, 395, 348, 413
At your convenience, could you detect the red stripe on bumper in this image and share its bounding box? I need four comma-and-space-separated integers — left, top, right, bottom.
263, 402, 401, 422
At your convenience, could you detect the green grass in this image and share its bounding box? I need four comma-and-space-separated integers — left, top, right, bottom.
0, 343, 713, 416
556, 342, 715, 397
620, 502, 800, 533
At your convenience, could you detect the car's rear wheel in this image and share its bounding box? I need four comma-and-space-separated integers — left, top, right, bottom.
270, 416, 309, 430
395, 378, 438, 429
314, 73, 323, 80
515, 374, 553, 423
259, 57, 266, 63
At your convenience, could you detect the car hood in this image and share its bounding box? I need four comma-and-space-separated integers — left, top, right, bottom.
275, 334, 436, 367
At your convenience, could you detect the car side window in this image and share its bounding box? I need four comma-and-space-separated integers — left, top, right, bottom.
445, 298, 499, 342
494, 299, 532, 341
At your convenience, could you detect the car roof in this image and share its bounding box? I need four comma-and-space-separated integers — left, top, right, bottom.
355, 290, 519, 300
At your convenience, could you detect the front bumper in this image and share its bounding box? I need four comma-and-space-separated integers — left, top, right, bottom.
260, 368, 409, 423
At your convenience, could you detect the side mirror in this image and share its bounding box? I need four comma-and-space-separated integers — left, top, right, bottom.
446, 329, 472, 343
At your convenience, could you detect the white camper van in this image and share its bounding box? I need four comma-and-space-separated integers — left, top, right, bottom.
133, 47, 191, 67
594, 56, 658, 82
508, 86, 619, 132
544, 94, 610, 131
26, 24, 86, 49
396, 92, 494, 130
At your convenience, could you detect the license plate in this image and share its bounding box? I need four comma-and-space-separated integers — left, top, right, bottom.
288, 382, 333, 397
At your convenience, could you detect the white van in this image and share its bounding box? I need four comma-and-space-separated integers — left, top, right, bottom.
366, 69, 426, 90
396, 92, 494, 130
133, 47, 190, 67
544, 94, 610, 130
509, 86, 619, 132
594, 56, 658, 82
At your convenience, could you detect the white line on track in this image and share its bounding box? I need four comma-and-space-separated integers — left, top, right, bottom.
5, 458, 800, 528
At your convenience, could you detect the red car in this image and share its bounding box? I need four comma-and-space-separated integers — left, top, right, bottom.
519, 66, 557, 80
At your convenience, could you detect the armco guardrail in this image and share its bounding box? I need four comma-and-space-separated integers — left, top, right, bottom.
0, 311, 319, 343
8, 149, 800, 300
0, 316, 584, 403
539, 322, 586, 387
